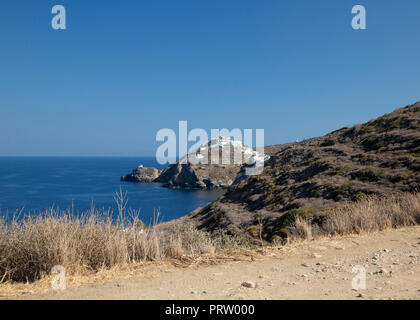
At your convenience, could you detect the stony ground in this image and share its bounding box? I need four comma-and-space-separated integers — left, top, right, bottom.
8, 226, 420, 300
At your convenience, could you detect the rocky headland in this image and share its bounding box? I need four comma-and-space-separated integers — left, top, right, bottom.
121, 166, 161, 183
186, 102, 420, 240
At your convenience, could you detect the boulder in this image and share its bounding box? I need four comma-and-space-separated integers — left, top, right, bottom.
120, 167, 160, 183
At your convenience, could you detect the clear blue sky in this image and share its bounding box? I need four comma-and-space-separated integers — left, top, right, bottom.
0, 0, 419, 156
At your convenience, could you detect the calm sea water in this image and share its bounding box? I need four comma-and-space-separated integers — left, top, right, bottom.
0, 157, 223, 222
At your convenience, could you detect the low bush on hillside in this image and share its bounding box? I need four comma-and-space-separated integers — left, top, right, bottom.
1, 190, 419, 284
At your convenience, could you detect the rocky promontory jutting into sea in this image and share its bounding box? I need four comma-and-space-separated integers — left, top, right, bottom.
121, 137, 270, 189
186, 102, 420, 240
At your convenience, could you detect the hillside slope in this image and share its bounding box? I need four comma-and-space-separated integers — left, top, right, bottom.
187, 102, 420, 241
13, 226, 420, 300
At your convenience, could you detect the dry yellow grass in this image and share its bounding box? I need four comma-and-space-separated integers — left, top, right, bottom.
287, 192, 420, 240
1, 192, 419, 291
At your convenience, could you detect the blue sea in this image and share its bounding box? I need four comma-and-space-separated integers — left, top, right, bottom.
0, 157, 223, 223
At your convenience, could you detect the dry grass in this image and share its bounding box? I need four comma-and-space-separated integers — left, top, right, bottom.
0, 206, 241, 284
287, 192, 420, 240
2, 191, 419, 287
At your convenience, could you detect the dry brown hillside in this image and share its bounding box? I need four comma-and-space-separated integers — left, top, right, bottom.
187, 102, 420, 241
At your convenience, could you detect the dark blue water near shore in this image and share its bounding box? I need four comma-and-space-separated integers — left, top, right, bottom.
0, 157, 223, 222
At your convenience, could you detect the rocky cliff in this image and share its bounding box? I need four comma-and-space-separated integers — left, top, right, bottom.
186, 102, 420, 241
121, 137, 268, 189
121, 167, 161, 183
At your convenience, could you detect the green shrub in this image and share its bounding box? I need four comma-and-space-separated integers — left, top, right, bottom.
320, 139, 335, 147
333, 166, 348, 176
331, 183, 354, 199
360, 135, 385, 151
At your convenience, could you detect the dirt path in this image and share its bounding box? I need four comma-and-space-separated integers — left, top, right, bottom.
9, 226, 420, 300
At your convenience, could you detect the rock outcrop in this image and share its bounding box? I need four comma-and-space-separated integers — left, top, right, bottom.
186, 102, 420, 241
121, 167, 161, 183
122, 137, 268, 189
